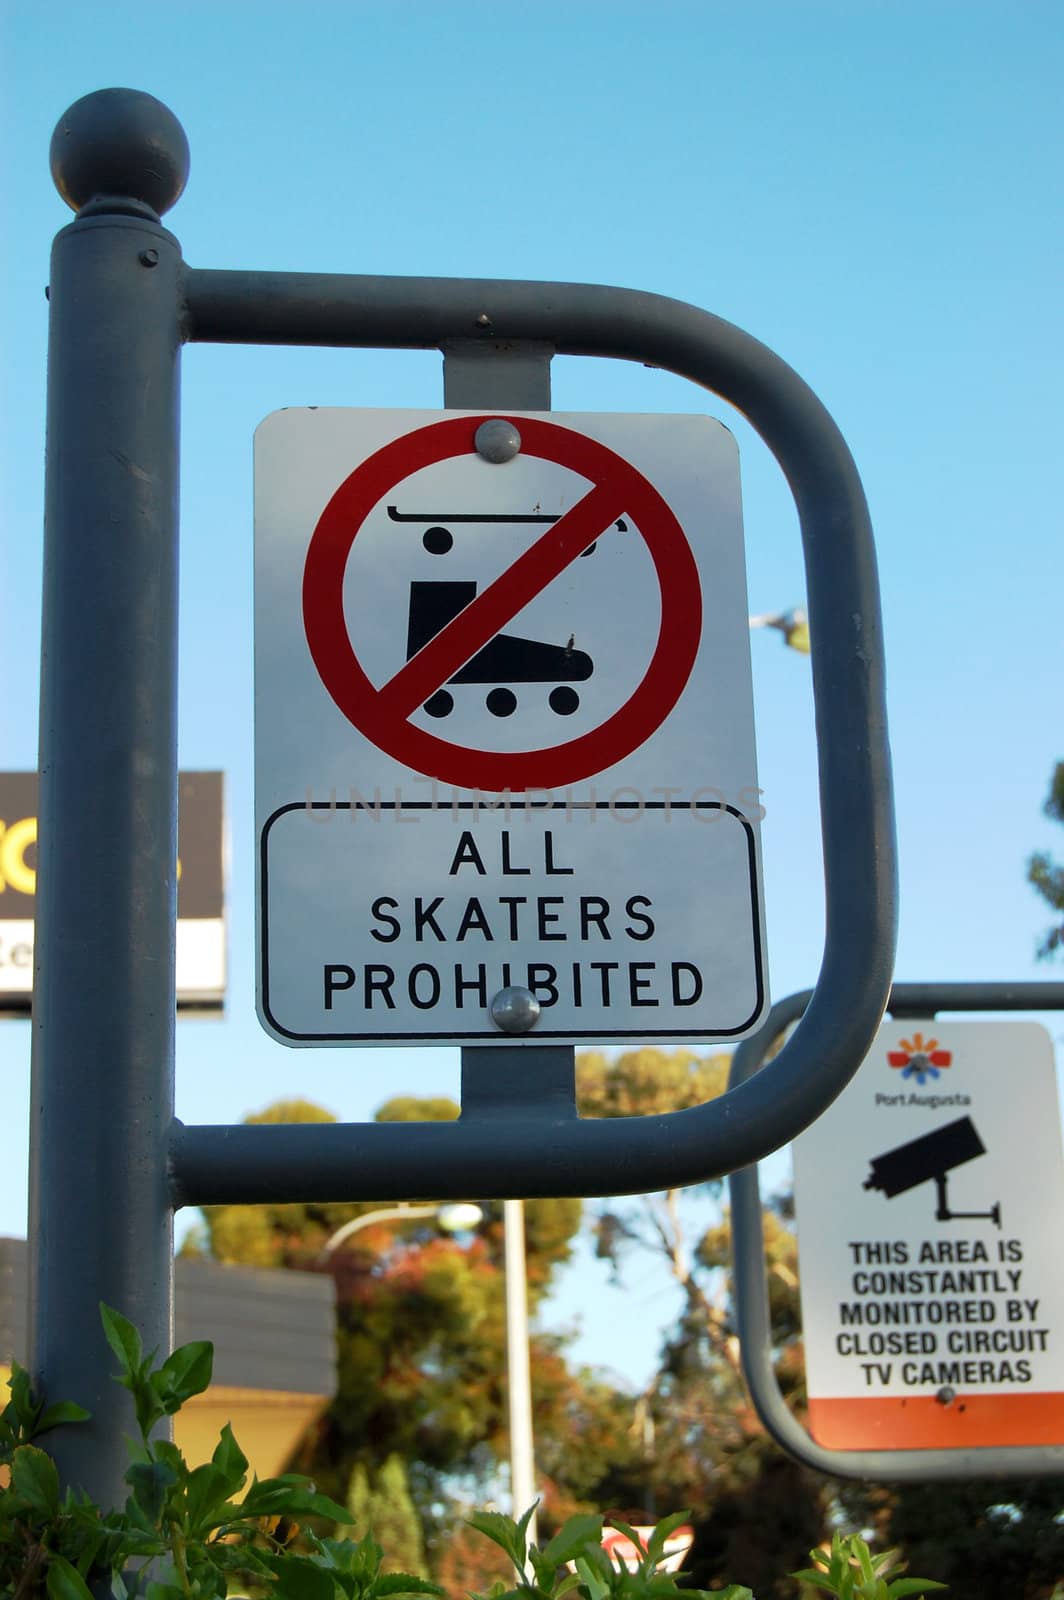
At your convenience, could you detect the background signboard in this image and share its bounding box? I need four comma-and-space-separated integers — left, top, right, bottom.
793, 1020, 1064, 1450
0, 771, 226, 1013
254, 408, 767, 1046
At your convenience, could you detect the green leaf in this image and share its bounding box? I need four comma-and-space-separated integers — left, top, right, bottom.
151, 1340, 214, 1411
573, 1554, 610, 1600
268, 1556, 338, 1600
12, 1443, 60, 1518
603, 1515, 650, 1572
144, 1584, 187, 1600
211, 1421, 248, 1493
130, 1381, 166, 1442
885, 1583, 947, 1597
239, 1473, 349, 1524
547, 1573, 583, 1600
46, 1555, 95, 1600
643, 1511, 691, 1569
125, 1458, 177, 1523
100, 1305, 143, 1378
466, 1509, 530, 1574
186, 1461, 238, 1533
36, 1400, 92, 1432
151, 1439, 187, 1475
3, 1363, 42, 1448
373, 1576, 444, 1597
791, 1571, 836, 1592
540, 1514, 604, 1571
298, 1489, 354, 1522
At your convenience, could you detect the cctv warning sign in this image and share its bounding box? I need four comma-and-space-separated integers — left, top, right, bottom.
792, 1021, 1064, 1450
254, 409, 767, 1046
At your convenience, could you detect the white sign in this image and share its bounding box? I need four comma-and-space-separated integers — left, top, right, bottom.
793, 1020, 1064, 1451
254, 409, 767, 1046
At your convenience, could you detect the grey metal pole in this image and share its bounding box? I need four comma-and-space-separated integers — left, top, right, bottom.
28, 90, 189, 1502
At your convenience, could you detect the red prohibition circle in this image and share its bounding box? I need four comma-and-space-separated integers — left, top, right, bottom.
302, 415, 702, 792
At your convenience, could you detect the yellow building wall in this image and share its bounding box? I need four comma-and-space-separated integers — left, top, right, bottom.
2, 1365, 329, 1484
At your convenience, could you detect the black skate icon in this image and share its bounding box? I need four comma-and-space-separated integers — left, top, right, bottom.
389, 506, 623, 720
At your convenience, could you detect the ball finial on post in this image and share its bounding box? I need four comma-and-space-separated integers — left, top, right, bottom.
50, 88, 190, 217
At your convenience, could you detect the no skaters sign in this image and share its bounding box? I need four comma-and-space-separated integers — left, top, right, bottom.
255, 410, 767, 1045
793, 1021, 1064, 1450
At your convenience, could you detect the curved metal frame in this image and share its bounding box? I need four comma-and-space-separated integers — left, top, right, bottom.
728, 982, 1064, 1479
168, 267, 896, 1206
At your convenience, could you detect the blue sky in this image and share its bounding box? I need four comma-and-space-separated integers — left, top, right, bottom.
1, 2, 1061, 1389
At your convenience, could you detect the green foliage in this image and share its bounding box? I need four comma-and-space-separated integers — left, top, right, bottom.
867, 1476, 1064, 1598
344, 1455, 428, 1577
0, 1315, 955, 1600
1028, 759, 1064, 957
576, 1049, 731, 1119
0, 1310, 433, 1600
466, 1504, 753, 1600
791, 1531, 944, 1598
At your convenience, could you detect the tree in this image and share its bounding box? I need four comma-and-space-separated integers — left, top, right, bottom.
185, 1092, 630, 1567
343, 1453, 427, 1576
575, 1048, 834, 1597
1028, 759, 1064, 956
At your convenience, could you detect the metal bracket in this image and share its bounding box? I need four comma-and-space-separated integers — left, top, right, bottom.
728, 982, 1064, 1480
441, 338, 554, 409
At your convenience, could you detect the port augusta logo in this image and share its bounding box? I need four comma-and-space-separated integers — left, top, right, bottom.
887, 1031, 952, 1084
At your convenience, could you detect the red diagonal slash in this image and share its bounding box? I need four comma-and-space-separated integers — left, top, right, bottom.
375, 479, 624, 721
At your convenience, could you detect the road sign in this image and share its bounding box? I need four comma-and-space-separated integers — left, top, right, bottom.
255, 409, 767, 1046
792, 1020, 1064, 1450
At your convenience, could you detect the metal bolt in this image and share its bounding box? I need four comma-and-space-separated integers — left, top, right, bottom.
490, 986, 541, 1034
475, 419, 521, 464
936, 1386, 956, 1406
138, 248, 159, 268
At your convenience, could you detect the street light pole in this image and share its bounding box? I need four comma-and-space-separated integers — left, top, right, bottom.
503, 1199, 537, 1546
319, 1198, 535, 1541
317, 1202, 482, 1260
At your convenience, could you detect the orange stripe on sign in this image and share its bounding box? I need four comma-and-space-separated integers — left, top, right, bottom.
808, 1393, 1064, 1450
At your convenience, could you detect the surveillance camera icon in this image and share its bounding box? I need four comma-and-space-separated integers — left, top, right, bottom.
863, 1116, 1002, 1228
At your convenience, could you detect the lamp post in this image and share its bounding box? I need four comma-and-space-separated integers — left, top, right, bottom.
503, 1199, 537, 1546
317, 1199, 535, 1541
317, 1201, 483, 1260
